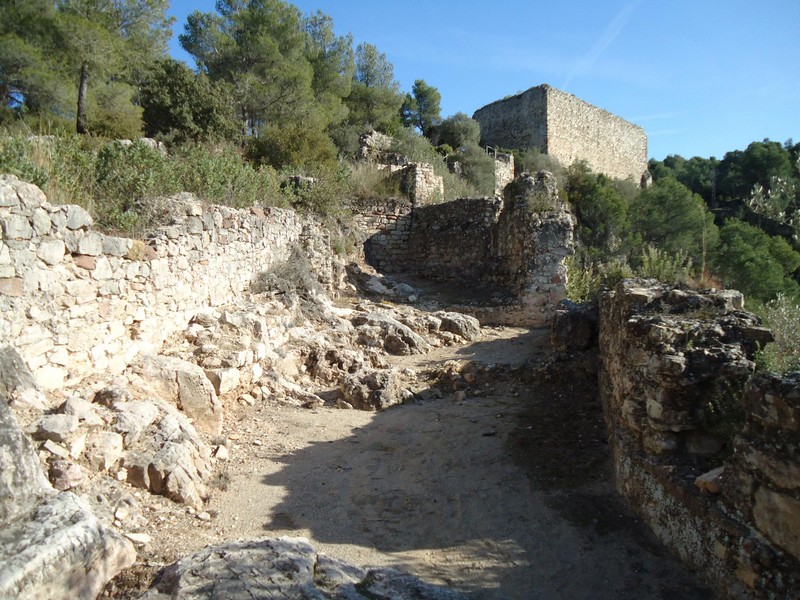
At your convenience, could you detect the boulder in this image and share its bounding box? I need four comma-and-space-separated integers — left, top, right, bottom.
353, 312, 431, 355
436, 311, 481, 342
140, 537, 466, 600
130, 355, 222, 435
116, 399, 212, 509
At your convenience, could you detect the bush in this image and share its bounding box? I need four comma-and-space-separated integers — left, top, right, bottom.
756, 294, 800, 372
348, 163, 403, 201
636, 245, 693, 285
172, 143, 283, 209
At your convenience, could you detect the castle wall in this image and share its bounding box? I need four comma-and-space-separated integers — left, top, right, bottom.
473, 86, 548, 152
545, 87, 648, 182
353, 173, 574, 326
473, 84, 648, 183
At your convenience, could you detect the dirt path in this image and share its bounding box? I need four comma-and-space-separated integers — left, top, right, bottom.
190, 327, 708, 599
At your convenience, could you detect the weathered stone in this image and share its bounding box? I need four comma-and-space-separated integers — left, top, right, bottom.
0, 386, 134, 598
32, 414, 80, 443
0, 345, 47, 408
49, 460, 86, 491
102, 234, 133, 256
140, 537, 467, 600
1, 215, 33, 240
204, 367, 240, 396
0, 492, 135, 600
551, 300, 598, 352
353, 312, 431, 355
31, 208, 51, 236
436, 311, 481, 341
753, 487, 800, 561
85, 430, 124, 471
0, 277, 23, 297
0, 396, 51, 522
131, 355, 222, 435
36, 238, 65, 265
65, 205, 93, 229
72, 254, 96, 270
77, 231, 103, 256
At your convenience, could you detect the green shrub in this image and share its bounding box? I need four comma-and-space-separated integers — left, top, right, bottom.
347, 162, 403, 200
756, 294, 800, 372
172, 143, 283, 209
636, 245, 693, 285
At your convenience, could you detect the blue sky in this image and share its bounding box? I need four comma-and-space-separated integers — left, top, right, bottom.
167, 1, 799, 161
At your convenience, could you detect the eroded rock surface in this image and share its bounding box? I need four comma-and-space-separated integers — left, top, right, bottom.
140, 537, 466, 600
0, 350, 134, 599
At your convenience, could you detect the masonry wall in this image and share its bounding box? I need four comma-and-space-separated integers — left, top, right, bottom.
354, 173, 574, 326
0, 174, 335, 391
545, 87, 648, 183
598, 281, 800, 598
473, 84, 648, 183
473, 86, 548, 152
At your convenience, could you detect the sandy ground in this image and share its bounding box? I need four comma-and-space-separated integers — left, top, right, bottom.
109, 326, 709, 599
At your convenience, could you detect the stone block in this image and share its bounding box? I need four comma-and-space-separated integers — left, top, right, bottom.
102, 234, 132, 256
31, 208, 51, 236
85, 431, 124, 471
1, 215, 33, 240
36, 238, 65, 265
77, 231, 103, 256
0, 277, 24, 297
65, 205, 92, 230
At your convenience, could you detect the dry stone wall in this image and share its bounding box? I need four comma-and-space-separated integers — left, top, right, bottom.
354, 172, 574, 326
474, 84, 648, 183
598, 280, 800, 598
0, 174, 337, 393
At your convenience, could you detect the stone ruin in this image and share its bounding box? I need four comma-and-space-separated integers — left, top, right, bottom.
354, 170, 574, 326
357, 131, 444, 205
2, 165, 800, 598
560, 280, 799, 598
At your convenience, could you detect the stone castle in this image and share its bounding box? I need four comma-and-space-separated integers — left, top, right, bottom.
473, 84, 649, 185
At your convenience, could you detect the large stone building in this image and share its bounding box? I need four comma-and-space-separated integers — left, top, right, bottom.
473, 84, 648, 185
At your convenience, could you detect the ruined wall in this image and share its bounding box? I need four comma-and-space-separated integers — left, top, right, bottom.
352, 198, 413, 273
354, 173, 574, 326
473, 84, 648, 183
493, 152, 515, 197
0, 174, 336, 390
598, 280, 800, 598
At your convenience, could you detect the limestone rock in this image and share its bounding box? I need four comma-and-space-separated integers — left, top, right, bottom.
0, 396, 51, 522
353, 312, 431, 355
118, 399, 212, 509
32, 414, 80, 443
340, 368, 405, 411
85, 430, 124, 471
0, 389, 134, 599
436, 311, 481, 342
551, 300, 598, 352
49, 460, 86, 491
0, 492, 135, 600
0, 345, 47, 409
140, 537, 466, 600
130, 355, 222, 435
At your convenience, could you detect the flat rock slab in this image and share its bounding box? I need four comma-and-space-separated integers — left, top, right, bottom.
140, 536, 466, 600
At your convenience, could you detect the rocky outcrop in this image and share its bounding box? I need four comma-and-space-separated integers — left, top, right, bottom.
140, 537, 466, 600
0, 349, 134, 599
